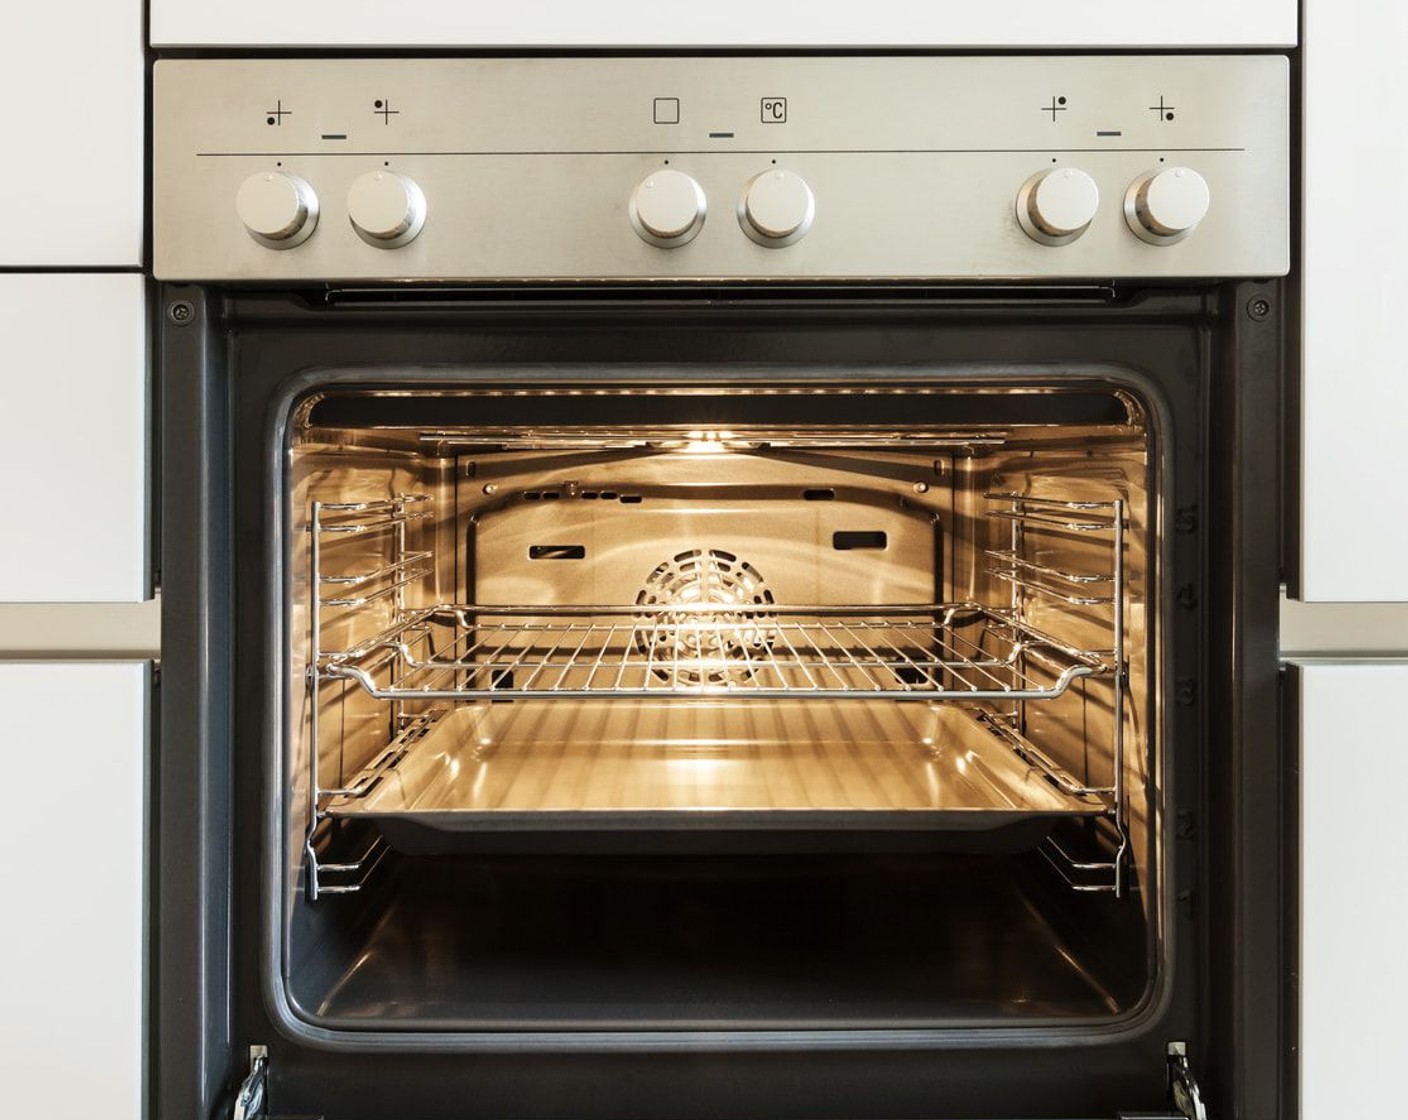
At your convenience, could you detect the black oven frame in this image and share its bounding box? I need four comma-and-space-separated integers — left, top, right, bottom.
152, 281, 1292, 1120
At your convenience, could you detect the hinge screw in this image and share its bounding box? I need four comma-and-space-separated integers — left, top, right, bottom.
1247, 296, 1272, 321
167, 300, 195, 325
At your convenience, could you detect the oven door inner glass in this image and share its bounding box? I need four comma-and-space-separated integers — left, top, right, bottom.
279, 382, 1161, 1033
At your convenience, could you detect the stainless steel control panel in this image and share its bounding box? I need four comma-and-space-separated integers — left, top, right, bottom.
153, 56, 1290, 282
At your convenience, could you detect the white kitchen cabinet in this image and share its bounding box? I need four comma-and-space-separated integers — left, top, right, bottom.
151, 0, 1295, 48
0, 663, 145, 1120
1300, 662, 1408, 1118
1301, 3, 1408, 601
0, 1, 143, 265
0, 275, 147, 602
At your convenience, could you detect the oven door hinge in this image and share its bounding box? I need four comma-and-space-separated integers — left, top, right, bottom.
232, 1045, 269, 1120
1167, 1042, 1208, 1120
1117, 1042, 1208, 1120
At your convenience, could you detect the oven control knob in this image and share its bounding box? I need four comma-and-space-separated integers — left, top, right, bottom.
739, 169, 815, 246
1016, 167, 1100, 245
1124, 166, 1210, 244
236, 170, 318, 248
629, 170, 707, 247
347, 171, 427, 248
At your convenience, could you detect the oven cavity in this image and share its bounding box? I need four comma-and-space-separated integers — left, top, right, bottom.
285, 383, 1157, 1031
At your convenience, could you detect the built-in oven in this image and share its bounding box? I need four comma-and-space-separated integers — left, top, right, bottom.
151, 55, 1293, 1120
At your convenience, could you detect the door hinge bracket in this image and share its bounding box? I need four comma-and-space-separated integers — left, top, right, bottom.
1168, 1041, 1208, 1120
232, 1045, 269, 1120
1116, 1042, 1207, 1120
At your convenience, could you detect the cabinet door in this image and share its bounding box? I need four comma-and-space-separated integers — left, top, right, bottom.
0, 663, 146, 1120
1301, 4, 1408, 601
0, 1, 143, 265
151, 0, 1295, 48
0, 275, 148, 602
1300, 662, 1408, 1117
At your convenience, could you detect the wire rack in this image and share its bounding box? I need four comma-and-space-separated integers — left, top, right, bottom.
321, 603, 1112, 701
301, 489, 1131, 898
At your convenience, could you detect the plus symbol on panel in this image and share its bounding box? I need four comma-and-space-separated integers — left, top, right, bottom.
1149, 96, 1176, 122
1043, 96, 1068, 122
374, 99, 400, 124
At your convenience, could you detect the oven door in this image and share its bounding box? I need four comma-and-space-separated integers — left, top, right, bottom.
154, 284, 1289, 1120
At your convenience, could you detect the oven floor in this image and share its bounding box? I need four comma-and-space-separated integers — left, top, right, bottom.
297, 852, 1146, 1029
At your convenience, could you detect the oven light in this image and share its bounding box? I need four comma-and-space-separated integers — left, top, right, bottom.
682, 430, 735, 454
648, 431, 760, 452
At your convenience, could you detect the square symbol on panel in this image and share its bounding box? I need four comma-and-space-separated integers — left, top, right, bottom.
653, 97, 681, 125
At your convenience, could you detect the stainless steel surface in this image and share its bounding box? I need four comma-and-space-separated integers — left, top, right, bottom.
324, 700, 1106, 825
1124, 166, 1211, 244
153, 56, 1289, 281
235, 170, 318, 247
1016, 167, 1100, 245
0, 600, 161, 658
1279, 593, 1408, 657
346, 170, 426, 247
629, 169, 707, 246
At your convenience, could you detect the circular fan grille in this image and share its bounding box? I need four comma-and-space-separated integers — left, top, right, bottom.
634, 549, 776, 686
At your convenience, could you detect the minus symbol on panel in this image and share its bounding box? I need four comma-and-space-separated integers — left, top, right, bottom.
709, 132, 734, 139
1096, 130, 1123, 137
321, 133, 348, 140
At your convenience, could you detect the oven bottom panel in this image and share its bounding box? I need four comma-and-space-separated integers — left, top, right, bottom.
289, 851, 1148, 1031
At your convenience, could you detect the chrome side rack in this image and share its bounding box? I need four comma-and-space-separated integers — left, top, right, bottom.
984, 491, 1129, 895
304, 494, 431, 901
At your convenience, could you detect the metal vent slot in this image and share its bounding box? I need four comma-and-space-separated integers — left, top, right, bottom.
529, 545, 586, 560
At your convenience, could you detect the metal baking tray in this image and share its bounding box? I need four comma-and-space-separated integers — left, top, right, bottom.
326, 701, 1106, 854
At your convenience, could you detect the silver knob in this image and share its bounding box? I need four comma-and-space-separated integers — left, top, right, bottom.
629, 170, 707, 247
236, 170, 318, 248
739, 169, 815, 247
1124, 166, 1210, 244
1016, 167, 1100, 245
347, 171, 427, 248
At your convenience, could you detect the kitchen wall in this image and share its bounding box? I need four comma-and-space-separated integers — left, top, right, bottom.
0, 4, 151, 1120
1293, 4, 1408, 1117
